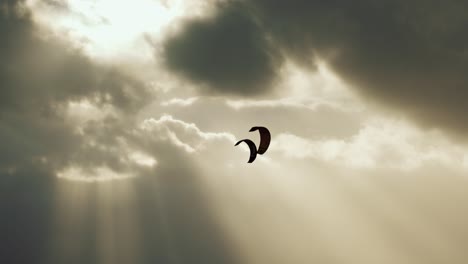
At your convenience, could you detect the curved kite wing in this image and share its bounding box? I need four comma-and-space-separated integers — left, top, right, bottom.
249, 126, 271, 155
235, 139, 258, 163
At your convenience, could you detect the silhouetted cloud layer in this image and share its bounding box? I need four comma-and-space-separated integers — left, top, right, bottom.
163, 2, 279, 96
163, 0, 468, 137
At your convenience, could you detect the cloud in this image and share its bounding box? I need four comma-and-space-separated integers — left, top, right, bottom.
0, 5, 238, 262
273, 117, 468, 170
161, 97, 199, 107
153, 95, 364, 140
0, 1, 155, 182
141, 114, 236, 153
162, 0, 468, 139
162, 1, 279, 96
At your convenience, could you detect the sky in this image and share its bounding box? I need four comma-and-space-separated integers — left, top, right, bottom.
2, 0, 468, 263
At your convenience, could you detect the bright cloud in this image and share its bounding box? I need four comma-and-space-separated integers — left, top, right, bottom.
273, 117, 468, 170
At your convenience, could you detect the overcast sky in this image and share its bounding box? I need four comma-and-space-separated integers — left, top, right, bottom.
2, 0, 468, 263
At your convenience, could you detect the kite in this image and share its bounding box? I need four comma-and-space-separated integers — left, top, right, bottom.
235, 126, 271, 163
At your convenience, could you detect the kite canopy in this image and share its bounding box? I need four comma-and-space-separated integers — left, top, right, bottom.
249, 126, 271, 155
235, 139, 257, 163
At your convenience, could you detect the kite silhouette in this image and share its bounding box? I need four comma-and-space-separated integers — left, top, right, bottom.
235, 126, 271, 163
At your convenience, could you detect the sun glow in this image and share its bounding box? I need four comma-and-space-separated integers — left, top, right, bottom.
26, 0, 187, 60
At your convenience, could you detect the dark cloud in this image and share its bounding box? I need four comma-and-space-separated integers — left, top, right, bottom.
164, 0, 468, 138
163, 2, 279, 96
253, 0, 468, 137
279, 0, 468, 137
